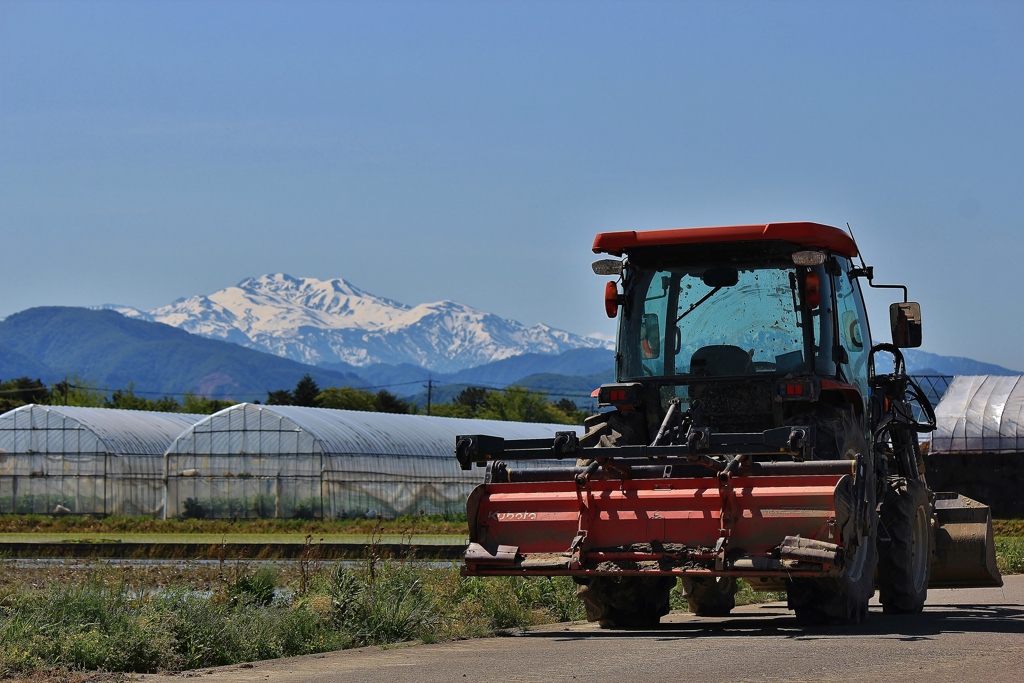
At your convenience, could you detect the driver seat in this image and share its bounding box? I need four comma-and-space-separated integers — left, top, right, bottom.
689, 345, 753, 377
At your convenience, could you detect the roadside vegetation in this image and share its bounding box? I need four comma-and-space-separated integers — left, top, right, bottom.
0, 550, 800, 678
0, 555, 586, 676
993, 520, 1024, 575
1, 518, 1020, 678
0, 513, 468, 537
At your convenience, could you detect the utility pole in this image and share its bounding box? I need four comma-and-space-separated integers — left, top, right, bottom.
425, 377, 433, 415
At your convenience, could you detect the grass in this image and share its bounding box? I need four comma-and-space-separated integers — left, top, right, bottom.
0, 554, 791, 677
995, 536, 1024, 575
1, 515, 1019, 678
0, 513, 469, 537
667, 579, 786, 613
0, 557, 588, 677
993, 519, 1024, 536
990, 520, 1023, 576
0, 532, 466, 544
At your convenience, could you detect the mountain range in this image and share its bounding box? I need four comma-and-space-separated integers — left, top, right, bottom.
107, 274, 609, 373
0, 274, 1019, 405
0, 306, 614, 404
898, 349, 1019, 377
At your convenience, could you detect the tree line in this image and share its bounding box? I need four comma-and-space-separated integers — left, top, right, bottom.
264, 375, 588, 425
0, 377, 232, 415
0, 374, 589, 424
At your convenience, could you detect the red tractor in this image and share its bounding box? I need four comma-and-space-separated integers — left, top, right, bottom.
456, 222, 1000, 625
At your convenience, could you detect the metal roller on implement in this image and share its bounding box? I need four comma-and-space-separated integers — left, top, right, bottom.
465, 466, 853, 578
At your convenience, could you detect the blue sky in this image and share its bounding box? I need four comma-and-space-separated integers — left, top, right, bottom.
2, 1, 1022, 368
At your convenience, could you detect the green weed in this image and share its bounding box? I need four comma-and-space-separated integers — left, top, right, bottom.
0, 561, 585, 676
0, 513, 469, 536
996, 536, 1024, 575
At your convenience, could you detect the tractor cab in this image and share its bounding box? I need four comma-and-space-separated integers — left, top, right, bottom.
597, 226, 873, 435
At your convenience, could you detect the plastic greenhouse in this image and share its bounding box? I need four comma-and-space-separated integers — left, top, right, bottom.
164, 403, 581, 519
931, 375, 1024, 454
0, 405, 201, 515
926, 375, 1024, 517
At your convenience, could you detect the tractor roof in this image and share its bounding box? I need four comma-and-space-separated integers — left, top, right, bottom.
592, 222, 858, 258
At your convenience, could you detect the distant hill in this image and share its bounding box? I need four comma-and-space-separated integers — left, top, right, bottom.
405, 369, 614, 410
321, 348, 616, 407
348, 345, 1024, 410
0, 307, 366, 400
902, 349, 1020, 376
320, 348, 615, 397
451, 348, 614, 386
0, 342, 56, 380
318, 361, 441, 394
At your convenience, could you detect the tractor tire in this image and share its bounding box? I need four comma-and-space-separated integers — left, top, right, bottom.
574, 409, 675, 628
576, 576, 676, 628
785, 405, 879, 623
680, 576, 737, 616
877, 478, 931, 614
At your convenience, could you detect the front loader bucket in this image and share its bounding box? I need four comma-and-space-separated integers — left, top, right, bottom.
929, 491, 1002, 588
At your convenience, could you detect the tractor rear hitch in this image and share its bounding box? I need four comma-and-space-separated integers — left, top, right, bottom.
455, 425, 817, 471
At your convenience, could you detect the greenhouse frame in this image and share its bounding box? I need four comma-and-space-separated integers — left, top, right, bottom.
164, 403, 580, 519
0, 405, 201, 515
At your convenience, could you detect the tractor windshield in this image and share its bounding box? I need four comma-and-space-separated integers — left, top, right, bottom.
618, 261, 832, 381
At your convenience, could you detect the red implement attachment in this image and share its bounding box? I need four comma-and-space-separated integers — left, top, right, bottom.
463, 464, 855, 580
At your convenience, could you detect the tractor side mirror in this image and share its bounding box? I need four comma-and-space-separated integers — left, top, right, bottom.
890, 302, 922, 348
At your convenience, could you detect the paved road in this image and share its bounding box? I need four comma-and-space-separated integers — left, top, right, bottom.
143, 576, 1024, 683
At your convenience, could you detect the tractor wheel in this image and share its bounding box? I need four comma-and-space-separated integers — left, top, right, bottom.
680, 576, 737, 616
877, 478, 931, 614
786, 405, 878, 623
574, 410, 675, 628
576, 576, 676, 628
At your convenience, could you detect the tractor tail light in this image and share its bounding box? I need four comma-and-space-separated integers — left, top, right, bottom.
597, 383, 644, 409
776, 379, 821, 402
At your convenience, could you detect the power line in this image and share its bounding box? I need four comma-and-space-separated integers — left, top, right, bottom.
357, 379, 434, 390
0, 387, 50, 395
429, 380, 600, 399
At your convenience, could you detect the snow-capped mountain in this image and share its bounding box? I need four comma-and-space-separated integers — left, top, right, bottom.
108, 274, 610, 372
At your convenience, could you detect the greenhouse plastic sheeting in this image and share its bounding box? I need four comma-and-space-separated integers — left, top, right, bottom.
165, 403, 582, 519
0, 405, 201, 515
930, 375, 1024, 454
